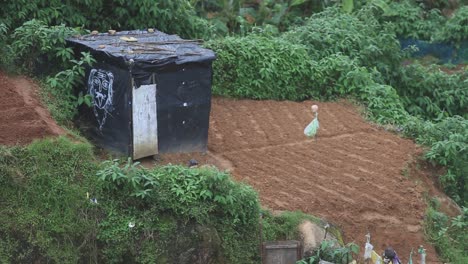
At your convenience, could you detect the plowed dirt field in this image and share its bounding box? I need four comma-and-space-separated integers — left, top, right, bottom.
152, 97, 457, 263
0, 72, 64, 145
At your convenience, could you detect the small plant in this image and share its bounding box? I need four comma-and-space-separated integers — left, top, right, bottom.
425, 203, 468, 263
8, 19, 81, 74
43, 52, 95, 125
297, 240, 359, 264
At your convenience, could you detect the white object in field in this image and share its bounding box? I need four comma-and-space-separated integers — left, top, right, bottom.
133, 84, 158, 159
311, 104, 319, 112
304, 112, 319, 137
364, 242, 373, 259
364, 233, 373, 259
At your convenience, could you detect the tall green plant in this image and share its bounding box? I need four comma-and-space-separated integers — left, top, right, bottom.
8, 19, 80, 73
44, 52, 96, 125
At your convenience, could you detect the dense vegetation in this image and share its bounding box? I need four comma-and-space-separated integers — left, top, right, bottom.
0, 0, 467, 263
1, 138, 324, 263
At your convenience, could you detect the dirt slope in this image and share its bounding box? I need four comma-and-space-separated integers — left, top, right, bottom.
0, 72, 64, 145
150, 97, 454, 263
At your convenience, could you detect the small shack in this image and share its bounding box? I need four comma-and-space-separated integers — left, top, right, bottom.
67, 30, 216, 159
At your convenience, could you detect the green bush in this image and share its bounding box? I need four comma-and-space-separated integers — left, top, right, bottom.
262, 211, 324, 241
359, 84, 410, 125
392, 64, 468, 119
310, 54, 368, 99
206, 34, 317, 100
96, 160, 261, 263
7, 19, 80, 74
404, 116, 467, 205
284, 7, 403, 81
376, 0, 445, 40
0, 0, 211, 40
0, 139, 265, 263
425, 202, 468, 263
433, 6, 468, 44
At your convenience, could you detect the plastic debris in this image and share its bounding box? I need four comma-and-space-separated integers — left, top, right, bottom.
128, 222, 135, 228
304, 104, 319, 138
304, 113, 319, 138
371, 250, 382, 264
364, 233, 373, 260
120, 36, 138, 42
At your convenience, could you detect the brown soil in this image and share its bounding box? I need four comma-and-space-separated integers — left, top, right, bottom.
0, 72, 65, 145
146, 97, 458, 263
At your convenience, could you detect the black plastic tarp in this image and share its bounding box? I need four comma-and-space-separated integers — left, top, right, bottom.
156, 63, 212, 153
67, 30, 216, 72
79, 62, 132, 155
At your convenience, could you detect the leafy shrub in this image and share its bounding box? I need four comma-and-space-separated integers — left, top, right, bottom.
262, 211, 321, 241
392, 64, 468, 119
8, 19, 80, 74
310, 54, 387, 99
404, 116, 467, 204
376, 0, 445, 40
433, 6, 468, 44
310, 54, 367, 99
44, 52, 95, 125
284, 7, 403, 80
206, 34, 317, 100
96, 160, 261, 263
298, 240, 359, 264
194, 0, 323, 35
0, 140, 265, 263
425, 203, 468, 263
359, 84, 410, 125
0, 0, 211, 40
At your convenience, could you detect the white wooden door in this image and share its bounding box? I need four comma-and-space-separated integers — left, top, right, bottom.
132, 84, 158, 159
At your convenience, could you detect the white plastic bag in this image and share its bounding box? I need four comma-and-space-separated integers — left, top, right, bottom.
304, 113, 319, 138
364, 242, 373, 260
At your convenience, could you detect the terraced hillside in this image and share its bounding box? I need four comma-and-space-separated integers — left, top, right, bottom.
205, 97, 448, 263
